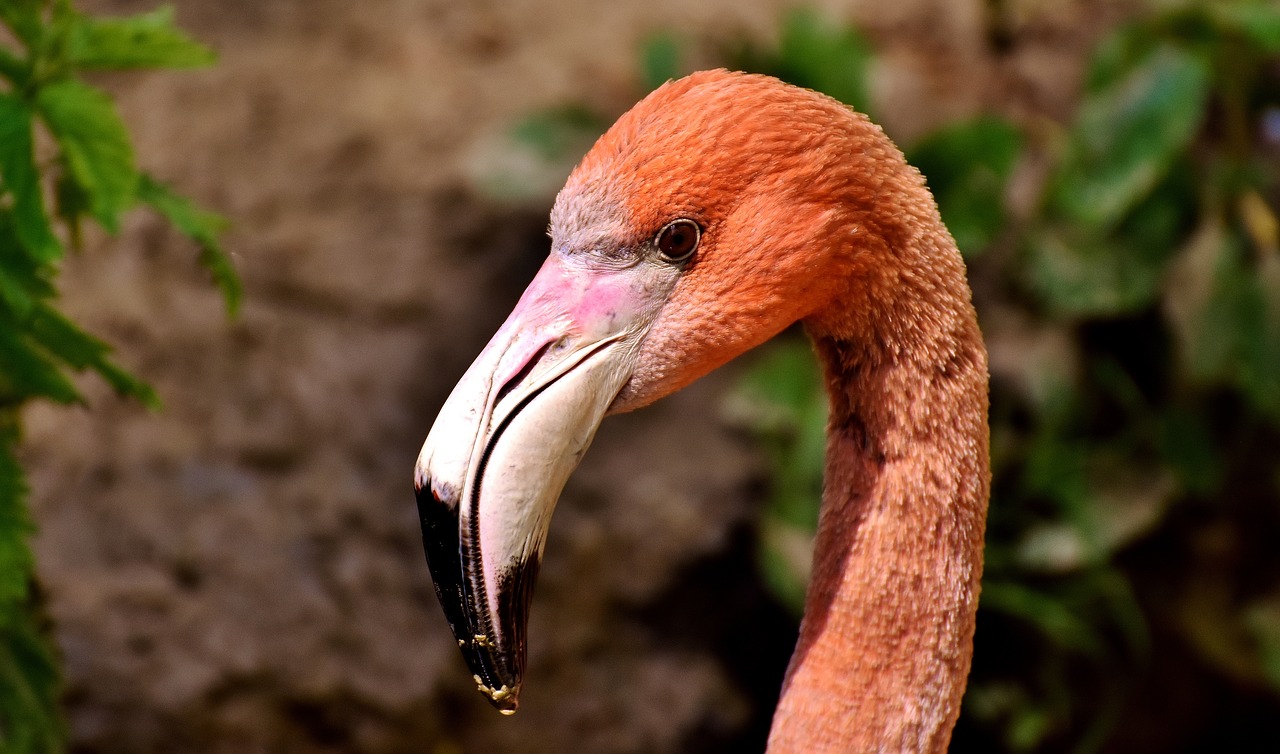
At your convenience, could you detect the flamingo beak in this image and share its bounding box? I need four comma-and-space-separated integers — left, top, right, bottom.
414, 252, 672, 712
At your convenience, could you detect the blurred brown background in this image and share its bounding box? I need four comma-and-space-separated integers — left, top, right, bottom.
20, 1, 1175, 752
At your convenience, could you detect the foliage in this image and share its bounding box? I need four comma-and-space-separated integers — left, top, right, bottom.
909, 117, 1023, 258
488, 1, 1280, 750
722, 339, 827, 614
724, 9, 876, 118
0, 3, 235, 751
731, 2, 1280, 751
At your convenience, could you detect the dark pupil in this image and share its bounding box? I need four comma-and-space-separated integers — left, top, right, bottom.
660, 223, 695, 258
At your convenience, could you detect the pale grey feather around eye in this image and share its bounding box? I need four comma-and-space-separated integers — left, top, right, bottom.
655, 219, 700, 263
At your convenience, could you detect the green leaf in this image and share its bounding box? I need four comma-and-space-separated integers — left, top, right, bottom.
0, 0, 43, 47
641, 32, 683, 91
137, 174, 240, 316
36, 80, 139, 233
0, 47, 28, 86
0, 324, 81, 406
1245, 597, 1280, 693
0, 213, 56, 316
0, 273, 34, 320
1168, 223, 1278, 429
27, 304, 159, 408
1040, 163, 1200, 318
1237, 265, 1280, 420
0, 95, 63, 263
0, 594, 66, 754
0, 432, 32, 608
1083, 22, 1160, 94
1051, 45, 1210, 231
0, 430, 55, 754
759, 518, 813, 616
774, 9, 874, 114
981, 581, 1106, 656
736, 338, 823, 418
509, 105, 607, 162
1213, 3, 1280, 53
1177, 230, 1246, 378
728, 338, 828, 613
67, 5, 216, 69
1024, 229, 1166, 317
1156, 408, 1222, 496
53, 169, 91, 250
731, 339, 828, 531
909, 117, 1023, 257
1008, 704, 1055, 752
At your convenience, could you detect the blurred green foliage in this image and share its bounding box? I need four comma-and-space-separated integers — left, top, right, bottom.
731, 2, 1280, 751
725, 9, 876, 118
492, 1, 1280, 750
0, 3, 235, 751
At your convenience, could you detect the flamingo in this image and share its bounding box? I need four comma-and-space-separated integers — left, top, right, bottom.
414, 69, 990, 753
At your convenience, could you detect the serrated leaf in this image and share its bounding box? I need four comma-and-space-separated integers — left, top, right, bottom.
1052, 45, 1210, 231
196, 245, 241, 318
0, 597, 66, 753
0, 433, 33, 608
136, 175, 240, 316
0, 324, 81, 406
0, 95, 63, 264
0, 251, 38, 317
36, 81, 138, 233
0, 212, 56, 316
67, 5, 216, 69
26, 304, 160, 408
0, 275, 33, 320
909, 117, 1023, 257
24, 306, 108, 371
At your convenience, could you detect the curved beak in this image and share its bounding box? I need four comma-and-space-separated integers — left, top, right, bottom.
414, 252, 670, 712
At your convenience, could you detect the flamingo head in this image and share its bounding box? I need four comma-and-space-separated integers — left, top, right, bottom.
413, 70, 883, 711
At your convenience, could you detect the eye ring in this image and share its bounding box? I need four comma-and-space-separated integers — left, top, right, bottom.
655, 219, 701, 263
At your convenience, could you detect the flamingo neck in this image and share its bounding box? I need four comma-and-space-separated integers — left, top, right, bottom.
767, 230, 990, 752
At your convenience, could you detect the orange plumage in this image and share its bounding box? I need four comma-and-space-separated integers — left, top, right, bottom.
417, 69, 989, 752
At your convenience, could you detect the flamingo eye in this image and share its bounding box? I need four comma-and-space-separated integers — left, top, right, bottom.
655, 219, 700, 263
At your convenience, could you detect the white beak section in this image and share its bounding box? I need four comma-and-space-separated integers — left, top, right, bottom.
413, 251, 676, 712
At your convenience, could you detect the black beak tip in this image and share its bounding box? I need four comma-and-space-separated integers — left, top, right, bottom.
458, 635, 524, 713
416, 480, 527, 714
415, 482, 471, 644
